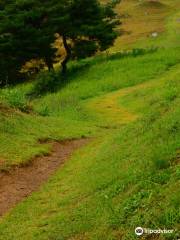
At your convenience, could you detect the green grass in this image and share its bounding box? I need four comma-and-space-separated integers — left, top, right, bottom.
0, 110, 97, 167
0, 2, 180, 239
0, 61, 179, 240
0, 46, 179, 167
32, 47, 180, 118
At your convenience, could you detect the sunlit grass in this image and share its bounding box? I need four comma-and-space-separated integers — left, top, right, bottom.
0, 62, 179, 240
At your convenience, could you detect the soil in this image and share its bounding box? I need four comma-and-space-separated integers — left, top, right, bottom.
0, 138, 89, 217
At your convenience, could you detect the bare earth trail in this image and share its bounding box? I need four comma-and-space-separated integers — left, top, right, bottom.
0, 83, 141, 217
0, 138, 89, 217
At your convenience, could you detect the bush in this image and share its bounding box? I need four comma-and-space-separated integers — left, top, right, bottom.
107, 47, 158, 61
0, 87, 31, 112
30, 70, 64, 97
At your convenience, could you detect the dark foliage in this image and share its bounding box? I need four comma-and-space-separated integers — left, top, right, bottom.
0, 0, 120, 86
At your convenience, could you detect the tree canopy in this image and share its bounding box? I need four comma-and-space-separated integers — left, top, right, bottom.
0, 0, 120, 86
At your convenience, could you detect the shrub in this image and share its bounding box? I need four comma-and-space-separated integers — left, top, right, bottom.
30, 70, 64, 97
0, 88, 30, 112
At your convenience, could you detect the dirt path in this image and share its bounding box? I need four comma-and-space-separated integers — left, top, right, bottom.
87, 87, 139, 127
87, 80, 160, 127
0, 138, 89, 217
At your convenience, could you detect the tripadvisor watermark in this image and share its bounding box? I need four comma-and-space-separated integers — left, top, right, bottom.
135, 227, 174, 236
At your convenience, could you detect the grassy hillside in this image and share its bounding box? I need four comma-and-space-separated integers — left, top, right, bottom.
0, 0, 180, 239
112, 0, 180, 50
0, 46, 179, 167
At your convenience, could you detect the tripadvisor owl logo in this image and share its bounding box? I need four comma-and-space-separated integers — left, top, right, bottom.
135, 227, 144, 236
135, 227, 174, 236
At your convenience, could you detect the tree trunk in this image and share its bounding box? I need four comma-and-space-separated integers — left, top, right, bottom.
45, 58, 54, 71
47, 62, 54, 71
61, 35, 71, 74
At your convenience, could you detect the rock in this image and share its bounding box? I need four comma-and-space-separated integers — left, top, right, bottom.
151, 32, 158, 37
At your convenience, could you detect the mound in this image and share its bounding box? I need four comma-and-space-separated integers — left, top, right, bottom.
138, 0, 167, 9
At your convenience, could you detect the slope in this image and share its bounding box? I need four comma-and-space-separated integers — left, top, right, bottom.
0, 1, 179, 240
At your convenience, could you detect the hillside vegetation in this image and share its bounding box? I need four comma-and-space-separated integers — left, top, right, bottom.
0, 0, 180, 239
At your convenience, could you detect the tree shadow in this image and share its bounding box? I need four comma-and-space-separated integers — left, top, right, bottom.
28, 47, 158, 98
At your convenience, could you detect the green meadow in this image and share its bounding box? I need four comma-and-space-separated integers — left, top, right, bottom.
0, 0, 179, 239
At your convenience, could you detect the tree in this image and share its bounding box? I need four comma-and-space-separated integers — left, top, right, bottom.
0, 0, 120, 86
0, 0, 57, 85
46, 0, 120, 73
